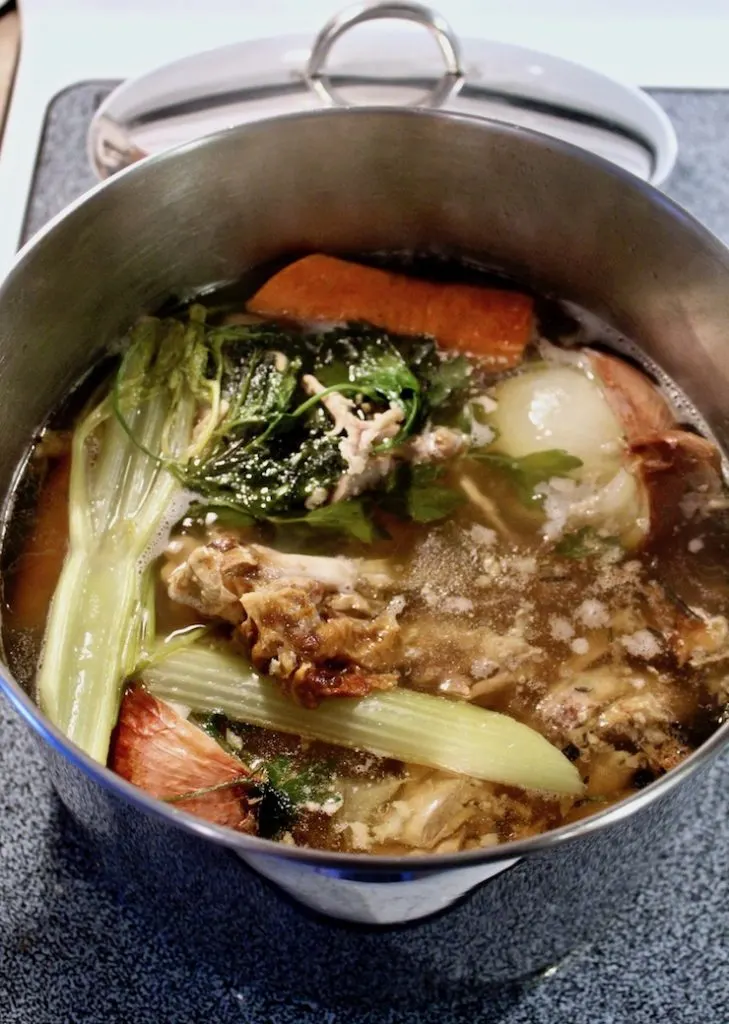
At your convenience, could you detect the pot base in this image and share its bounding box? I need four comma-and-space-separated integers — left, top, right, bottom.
237, 850, 520, 925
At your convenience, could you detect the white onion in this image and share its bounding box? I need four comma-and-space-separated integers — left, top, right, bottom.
538, 467, 649, 548
490, 366, 624, 475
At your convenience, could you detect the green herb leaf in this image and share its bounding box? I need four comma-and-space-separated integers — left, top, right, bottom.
314, 329, 421, 444
119, 317, 475, 529
470, 448, 582, 506
555, 527, 620, 559
185, 325, 427, 520
275, 498, 382, 544
186, 430, 345, 519
252, 754, 340, 839
425, 355, 472, 409
407, 465, 465, 523
163, 742, 340, 839
398, 338, 472, 420
206, 329, 303, 448
316, 330, 417, 405
264, 754, 336, 806
182, 503, 257, 530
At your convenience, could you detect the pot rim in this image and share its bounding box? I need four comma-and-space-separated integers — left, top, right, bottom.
1, 105, 727, 874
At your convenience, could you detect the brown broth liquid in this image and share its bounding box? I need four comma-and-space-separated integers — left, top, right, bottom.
3, 255, 729, 855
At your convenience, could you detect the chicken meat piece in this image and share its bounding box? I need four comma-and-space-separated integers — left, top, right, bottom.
535, 666, 634, 734
678, 613, 729, 667
340, 766, 478, 853
535, 665, 693, 775
300, 374, 469, 503
239, 582, 402, 707
404, 425, 469, 464
166, 541, 257, 624
640, 580, 729, 668
587, 350, 676, 443
582, 749, 645, 799
166, 534, 388, 620
632, 429, 723, 544
369, 773, 476, 850
165, 536, 403, 706
111, 687, 255, 831
402, 613, 541, 699
301, 373, 403, 501
596, 689, 692, 773
350, 770, 570, 854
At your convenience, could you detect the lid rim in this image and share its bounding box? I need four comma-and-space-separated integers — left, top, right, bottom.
87, 20, 678, 185
458, 82, 658, 168
112, 76, 659, 171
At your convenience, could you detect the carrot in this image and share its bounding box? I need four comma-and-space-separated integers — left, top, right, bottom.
7, 456, 70, 632
247, 254, 534, 367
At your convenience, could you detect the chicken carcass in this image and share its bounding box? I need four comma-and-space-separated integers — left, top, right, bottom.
165, 536, 403, 707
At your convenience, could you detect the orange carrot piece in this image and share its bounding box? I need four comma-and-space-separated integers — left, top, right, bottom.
247, 254, 534, 367
7, 456, 70, 632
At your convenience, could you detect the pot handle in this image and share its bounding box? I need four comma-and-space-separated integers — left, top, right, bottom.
305, 0, 465, 109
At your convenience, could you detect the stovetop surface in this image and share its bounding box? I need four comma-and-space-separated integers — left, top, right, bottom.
2, 83, 729, 1024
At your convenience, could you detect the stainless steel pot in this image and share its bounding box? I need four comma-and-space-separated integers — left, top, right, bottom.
0, 110, 728, 980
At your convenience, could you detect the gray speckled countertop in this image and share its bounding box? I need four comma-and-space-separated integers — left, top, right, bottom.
2, 87, 729, 1024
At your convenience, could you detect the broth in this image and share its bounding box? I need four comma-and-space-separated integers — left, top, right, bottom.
3, 252, 729, 856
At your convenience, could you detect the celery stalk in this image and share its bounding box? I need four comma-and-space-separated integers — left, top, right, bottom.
142, 646, 584, 796
37, 314, 218, 764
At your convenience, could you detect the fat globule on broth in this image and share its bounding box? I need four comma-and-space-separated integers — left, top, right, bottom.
3, 252, 729, 857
